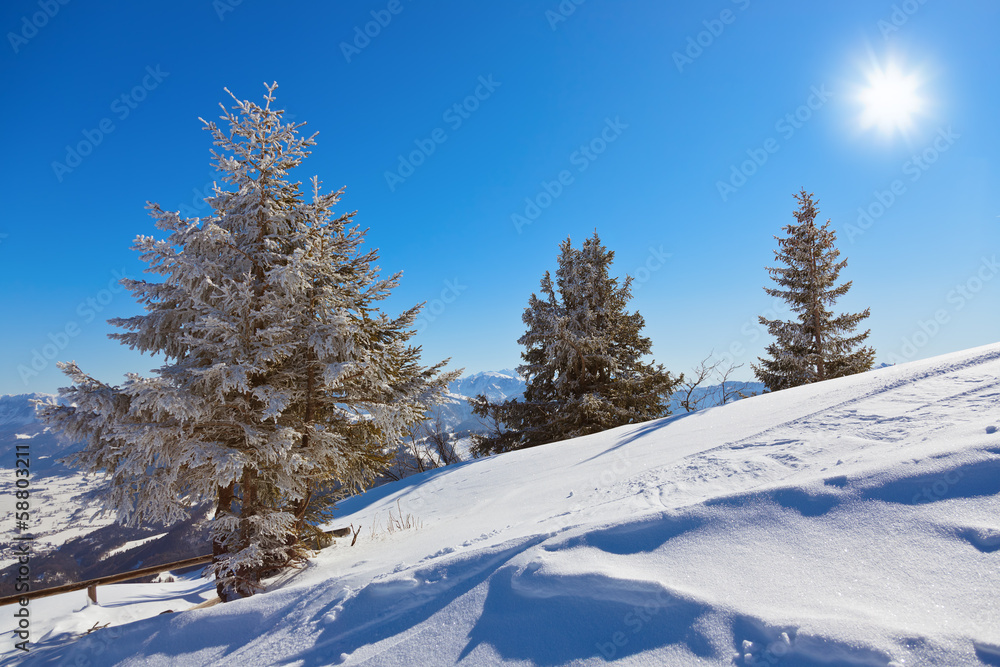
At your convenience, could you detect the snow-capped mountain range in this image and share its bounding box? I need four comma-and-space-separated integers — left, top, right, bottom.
0, 393, 78, 477
426, 369, 527, 433
448, 369, 525, 403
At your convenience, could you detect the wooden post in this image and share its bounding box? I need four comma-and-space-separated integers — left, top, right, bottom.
87, 585, 98, 605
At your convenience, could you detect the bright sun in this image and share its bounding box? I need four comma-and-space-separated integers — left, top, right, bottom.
858, 62, 925, 135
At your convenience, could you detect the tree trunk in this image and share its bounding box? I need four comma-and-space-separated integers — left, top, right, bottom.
807, 225, 825, 381
214, 482, 235, 601
234, 466, 261, 598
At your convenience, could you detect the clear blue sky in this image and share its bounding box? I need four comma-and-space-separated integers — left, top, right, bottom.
1, 0, 997, 395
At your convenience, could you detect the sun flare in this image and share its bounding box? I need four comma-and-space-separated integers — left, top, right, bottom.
858, 62, 925, 135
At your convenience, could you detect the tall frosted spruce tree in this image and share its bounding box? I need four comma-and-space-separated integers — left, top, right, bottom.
752, 189, 875, 391
39, 84, 458, 600
471, 232, 680, 455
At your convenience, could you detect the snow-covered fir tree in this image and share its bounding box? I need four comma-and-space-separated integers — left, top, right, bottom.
471, 232, 680, 455
752, 189, 875, 391
38, 83, 458, 600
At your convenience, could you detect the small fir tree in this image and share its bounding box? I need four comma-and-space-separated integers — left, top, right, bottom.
38, 84, 458, 600
471, 232, 680, 455
752, 189, 875, 391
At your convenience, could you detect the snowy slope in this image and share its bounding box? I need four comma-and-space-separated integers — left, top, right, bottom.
9, 344, 1000, 666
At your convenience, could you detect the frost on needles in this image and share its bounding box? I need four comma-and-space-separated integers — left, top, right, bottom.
752, 189, 875, 392
37, 83, 459, 601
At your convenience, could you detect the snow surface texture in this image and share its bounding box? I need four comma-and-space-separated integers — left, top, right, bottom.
7, 344, 1000, 666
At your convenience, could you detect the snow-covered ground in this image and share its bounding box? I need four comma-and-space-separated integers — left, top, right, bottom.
7, 344, 1000, 665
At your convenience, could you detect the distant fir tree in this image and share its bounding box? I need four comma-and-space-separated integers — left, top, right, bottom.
471, 232, 681, 455
38, 83, 458, 601
752, 189, 875, 391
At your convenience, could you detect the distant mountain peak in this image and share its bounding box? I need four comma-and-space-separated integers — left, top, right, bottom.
0, 393, 58, 428
458, 368, 521, 381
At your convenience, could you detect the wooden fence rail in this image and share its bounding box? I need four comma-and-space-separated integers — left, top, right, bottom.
0, 553, 214, 607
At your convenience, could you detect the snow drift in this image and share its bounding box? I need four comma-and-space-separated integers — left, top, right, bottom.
9, 344, 1000, 666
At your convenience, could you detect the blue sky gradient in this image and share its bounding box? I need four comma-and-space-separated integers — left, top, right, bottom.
1, 0, 997, 395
